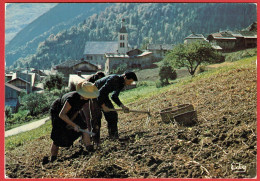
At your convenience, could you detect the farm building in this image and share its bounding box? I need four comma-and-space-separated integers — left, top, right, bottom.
184, 34, 207, 44
146, 44, 174, 61
105, 49, 153, 74
207, 32, 237, 51
207, 30, 257, 51
52, 59, 99, 82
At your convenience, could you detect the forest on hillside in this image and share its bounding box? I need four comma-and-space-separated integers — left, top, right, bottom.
8, 3, 256, 69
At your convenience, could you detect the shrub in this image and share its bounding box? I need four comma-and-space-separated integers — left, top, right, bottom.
5, 106, 13, 119
136, 81, 154, 87
110, 63, 128, 74
159, 63, 177, 85
156, 80, 169, 88
19, 93, 51, 116
50, 87, 70, 97
5, 110, 31, 129
43, 73, 65, 90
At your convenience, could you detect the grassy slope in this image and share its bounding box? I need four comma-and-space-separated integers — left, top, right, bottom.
5, 56, 257, 178
5, 56, 256, 150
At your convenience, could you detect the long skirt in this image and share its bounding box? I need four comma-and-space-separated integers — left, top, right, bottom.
50, 99, 87, 147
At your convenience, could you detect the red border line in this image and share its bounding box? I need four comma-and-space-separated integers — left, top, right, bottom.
1, 0, 258, 181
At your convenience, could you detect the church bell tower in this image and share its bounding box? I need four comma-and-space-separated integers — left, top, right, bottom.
118, 18, 128, 54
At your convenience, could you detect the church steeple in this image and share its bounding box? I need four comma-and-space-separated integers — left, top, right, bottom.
118, 18, 128, 54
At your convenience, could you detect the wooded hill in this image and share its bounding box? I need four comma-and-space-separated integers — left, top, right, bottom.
6, 3, 256, 69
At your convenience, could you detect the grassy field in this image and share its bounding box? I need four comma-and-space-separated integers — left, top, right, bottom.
5, 54, 257, 178
5, 55, 257, 151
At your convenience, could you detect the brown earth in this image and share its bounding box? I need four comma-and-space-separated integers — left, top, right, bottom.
5, 60, 257, 178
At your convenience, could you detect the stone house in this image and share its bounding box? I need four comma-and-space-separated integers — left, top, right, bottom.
232, 31, 257, 49
83, 41, 118, 68
105, 49, 153, 74
184, 34, 207, 44
146, 44, 174, 61
207, 32, 237, 51
207, 31, 257, 51
52, 59, 99, 82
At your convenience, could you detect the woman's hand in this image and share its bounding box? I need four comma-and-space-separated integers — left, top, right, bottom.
101, 104, 110, 112
73, 125, 80, 132
120, 104, 130, 113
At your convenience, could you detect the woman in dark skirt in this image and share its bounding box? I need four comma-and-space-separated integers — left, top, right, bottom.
49, 80, 99, 162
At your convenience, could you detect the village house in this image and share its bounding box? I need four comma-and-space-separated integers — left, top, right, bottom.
207, 30, 257, 51
52, 59, 99, 82
5, 73, 13, 82
68, 72, 93, 90
207, 32, 237, 51
7, 77, 31, 94
105, 49, 153, 74
146, 44, 174, 61
83, 41, 118, 69
5, 70, 41, 93
5, 82, 22, 113
184, 34, 207, 44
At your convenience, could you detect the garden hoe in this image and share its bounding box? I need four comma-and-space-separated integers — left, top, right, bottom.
66, 125, 96, 136
107, 108, 151, 125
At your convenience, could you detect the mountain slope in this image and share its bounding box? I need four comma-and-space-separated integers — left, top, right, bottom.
6, 3, 257, 68
5, 3, 112, 66
5, 56, 257, 178
5, 3, 57, 44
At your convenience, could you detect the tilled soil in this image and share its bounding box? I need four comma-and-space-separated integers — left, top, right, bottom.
5, 61, 257, 178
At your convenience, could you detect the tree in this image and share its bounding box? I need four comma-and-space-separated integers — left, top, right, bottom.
19, 93, 50, 116
164, 41, 223, 76
159, 62, 177, 85
43, 73, 65, 90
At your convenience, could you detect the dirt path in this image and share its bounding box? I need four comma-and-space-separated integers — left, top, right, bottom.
5, 117, 50, 137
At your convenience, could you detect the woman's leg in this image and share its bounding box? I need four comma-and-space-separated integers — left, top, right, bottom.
50, 142, 59, 162
82, 132, 91, 146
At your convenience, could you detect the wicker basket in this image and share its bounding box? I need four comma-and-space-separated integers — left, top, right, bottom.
159, 104, 195, 125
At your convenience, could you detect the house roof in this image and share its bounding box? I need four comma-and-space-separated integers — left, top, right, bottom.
147, 44, 174, 51
211, 45, 223, 50
68, 74, 92, 87
185, 34, 205, 39
237, 31, 257, 38
31, 69, 47, 76
119, 26, 127, 33
7, 77, 30, 85
84, 41, 118, 55
55, 60, 98, 69
209, 31, 256, 40
105, 51, 152, 58
5, 82, 22, 92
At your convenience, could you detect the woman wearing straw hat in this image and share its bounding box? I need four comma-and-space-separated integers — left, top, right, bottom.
48, 80, 99, 162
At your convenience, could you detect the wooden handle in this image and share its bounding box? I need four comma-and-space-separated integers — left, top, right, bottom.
108, 108, 150, 114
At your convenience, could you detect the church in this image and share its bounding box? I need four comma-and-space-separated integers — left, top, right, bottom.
83, 19, 153, 74
83, 19, 131, 69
